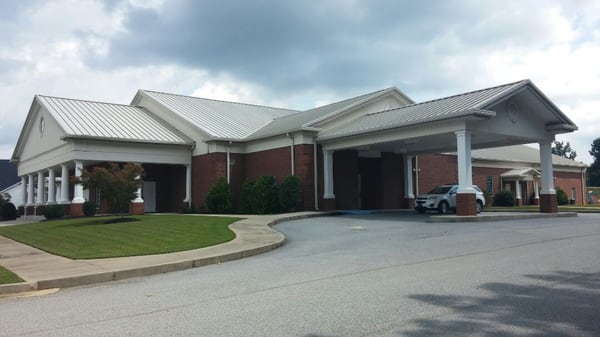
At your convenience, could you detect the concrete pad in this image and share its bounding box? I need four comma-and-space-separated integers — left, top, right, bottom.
429, 211, 578, 223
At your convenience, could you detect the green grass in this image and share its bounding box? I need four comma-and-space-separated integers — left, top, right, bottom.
0, 265, 23, 285
0, 215, 240, 259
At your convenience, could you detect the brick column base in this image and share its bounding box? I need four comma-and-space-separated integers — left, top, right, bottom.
129, 202, 145, 215
456, 193, 477, 216
321, 198, 336, 211
539, 194, 558, 213
533, 198, 540, 206
70, 203, 84, 217
404, 198, 415, 209
515, 198, 523, 206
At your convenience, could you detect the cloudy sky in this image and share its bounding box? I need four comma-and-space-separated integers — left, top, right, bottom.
1, 0, 599, 163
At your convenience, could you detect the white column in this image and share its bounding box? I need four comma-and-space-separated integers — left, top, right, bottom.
539, 141, 555, 194
20, 176, 27, 207
404, 155, 414, 199
72, 160, 85, 204
515, 179, 522, 200
323, 149, 335, 199
27, 174, 34, 205
184, 164, 192, 206
37, 171, 45, 205
132, 163, 143, 203
534, 179, 540, 199
60, 164, 70, 204
455, 130, 474, 191
47, 168, 56, 204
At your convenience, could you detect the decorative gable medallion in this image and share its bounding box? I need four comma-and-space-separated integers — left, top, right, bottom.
506, 100, 520, 124
39, 116, 46, 137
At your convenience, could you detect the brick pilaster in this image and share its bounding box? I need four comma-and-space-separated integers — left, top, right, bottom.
539, 194, 558, 213
129, 202, 145, 215
456, 193, 477, 216
70, 203, 84, 217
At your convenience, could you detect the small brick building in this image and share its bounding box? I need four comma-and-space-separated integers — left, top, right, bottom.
11, 79, 583, 216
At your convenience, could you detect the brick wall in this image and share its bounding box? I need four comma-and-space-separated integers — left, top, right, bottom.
192, 153, 227, 210
417, 154, 458, 194
554, 171, 585, 204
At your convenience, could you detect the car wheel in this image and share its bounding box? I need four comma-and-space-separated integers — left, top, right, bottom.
476, 200, 483, 213
438, 201, 450, 214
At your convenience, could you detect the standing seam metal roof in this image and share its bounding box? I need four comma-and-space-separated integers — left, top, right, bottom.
37, 95, 191, 144
317, 80, 530, 140
141, 90, 299, 140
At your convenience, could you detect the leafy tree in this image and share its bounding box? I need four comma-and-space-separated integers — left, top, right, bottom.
75, 162, 144, 216
552, 140, 577, 160
588, 138, 600, 186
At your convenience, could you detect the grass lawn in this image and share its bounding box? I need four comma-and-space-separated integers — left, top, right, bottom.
0, 265, 23, 285
0, 215, 240, 259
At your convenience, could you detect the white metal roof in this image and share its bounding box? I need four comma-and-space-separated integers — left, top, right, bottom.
472, 145, 586, 168
317, 80, 543, 140
500, 167, 542, 178
139, 90, 299, 140
246, 87, 412, 140
37, 95, 192, 145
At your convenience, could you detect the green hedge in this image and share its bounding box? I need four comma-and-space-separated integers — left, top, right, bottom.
44, 205, 65, 220
279, 175, 301, 211
240, 176, 280, 214
83, 201, 97, 216
556, 187, 569, 205
0, 202, 17, 221
205, 177, 233, 213
494, 190, 515, 206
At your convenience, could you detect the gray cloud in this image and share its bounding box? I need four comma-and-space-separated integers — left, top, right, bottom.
89, 0, 509, 95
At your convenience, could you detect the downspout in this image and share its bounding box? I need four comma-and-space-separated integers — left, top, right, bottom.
582, 167, 586, 205
313, 141, 319, 210
227, 141, 231, 184
414, 155, 420, 196
287, 133, 295, 175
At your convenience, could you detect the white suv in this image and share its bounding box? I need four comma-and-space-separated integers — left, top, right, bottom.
415, 184, 486, 214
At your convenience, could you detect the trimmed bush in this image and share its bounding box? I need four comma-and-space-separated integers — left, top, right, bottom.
0, 202, 17, 221
181, 205, 196, 214
493, 190, 515, 206
240, 176, 280, 214
44, 205, 65, 220
482, 189, 492, 208
556, 187, 569, 205
205, 177, 233, 213
83, 201, 97, 216
279, 175, 301, 211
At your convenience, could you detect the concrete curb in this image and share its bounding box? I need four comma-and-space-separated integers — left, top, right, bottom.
0, 212, 334, 295
429, 212, 578, 223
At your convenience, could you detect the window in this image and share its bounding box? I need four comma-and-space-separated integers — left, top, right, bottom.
571, 188, 576, 201
486, 176, 494, 194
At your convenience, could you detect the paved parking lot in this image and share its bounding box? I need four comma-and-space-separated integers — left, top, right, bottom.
1, 213, 599, 336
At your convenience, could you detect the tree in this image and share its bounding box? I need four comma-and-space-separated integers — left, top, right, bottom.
588, 138, 600, 186
75, 162, 144, 216
552, 140, 577, 160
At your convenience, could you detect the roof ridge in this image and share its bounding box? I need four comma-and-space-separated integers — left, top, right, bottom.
36, 94, 135, 108
367, 79, 529, 116
141, 89, 300, 113
302, 87, 393, 113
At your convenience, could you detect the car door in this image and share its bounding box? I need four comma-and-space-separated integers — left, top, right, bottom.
448, 186, 459, 208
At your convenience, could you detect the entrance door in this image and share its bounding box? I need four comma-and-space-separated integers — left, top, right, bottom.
143, 181, 156, 212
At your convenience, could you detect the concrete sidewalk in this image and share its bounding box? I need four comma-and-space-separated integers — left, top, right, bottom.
0, 212, 331, 295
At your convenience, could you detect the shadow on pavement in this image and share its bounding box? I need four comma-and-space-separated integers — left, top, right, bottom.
402, 271, 600, 336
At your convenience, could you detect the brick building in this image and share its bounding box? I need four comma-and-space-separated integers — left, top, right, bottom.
11, 79, 582, 216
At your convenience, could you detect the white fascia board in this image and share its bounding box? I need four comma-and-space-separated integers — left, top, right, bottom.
72, 140, 191, 165
321, 119, 466, 151
17, 143, 74, 176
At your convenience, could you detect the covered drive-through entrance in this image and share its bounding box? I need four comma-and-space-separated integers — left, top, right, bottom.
317, 80, 577, 215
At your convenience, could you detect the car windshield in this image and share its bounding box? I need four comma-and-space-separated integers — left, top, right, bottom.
428, 186, 452, 194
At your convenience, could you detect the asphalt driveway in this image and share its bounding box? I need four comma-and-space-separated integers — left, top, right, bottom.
1, 213, 599, 337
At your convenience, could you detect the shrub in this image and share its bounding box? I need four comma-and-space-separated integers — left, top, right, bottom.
279, 175, 301, 211
493, 190, 515, 206
205, 177, 232, 213
556, 187, 569, 205
240, 176, 280, 214
83, 201, 97, 216
0, 202, 17, 221
43, 204, 65, 220
240, 179, 257, 214
482, 189, 492, 208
